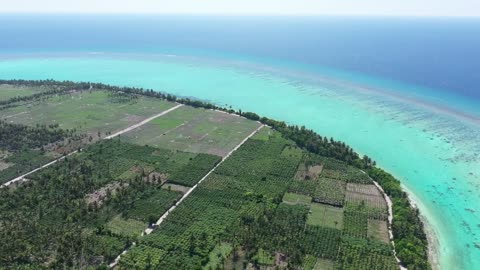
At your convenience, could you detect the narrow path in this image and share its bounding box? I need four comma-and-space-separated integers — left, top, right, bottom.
3, 111, 28, 119
108, 124, 265, 268
372, 180, 407, 270
105, 104, 183, 139
1, 104, 183, 188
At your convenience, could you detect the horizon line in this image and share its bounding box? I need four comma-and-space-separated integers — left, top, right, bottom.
1, 12, 480, 18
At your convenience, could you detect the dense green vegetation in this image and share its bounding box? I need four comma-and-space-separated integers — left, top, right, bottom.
0, 120, 70, 151
0, 80, 430, 269
0, 150, 53, 184
120, 134, 303, 269
0, 140, 221, 268
119, 132, 399, 270
168, 154, 222, 186
0, 120, 79, 184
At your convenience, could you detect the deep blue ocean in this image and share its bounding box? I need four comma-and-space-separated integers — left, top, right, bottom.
1, 15, 480, 100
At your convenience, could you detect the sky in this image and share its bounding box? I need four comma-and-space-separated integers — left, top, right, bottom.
0, 0, 479, 17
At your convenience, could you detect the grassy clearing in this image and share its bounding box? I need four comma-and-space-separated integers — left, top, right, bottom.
251, 125, 272, 141
303, 255, 317, 270
254, 248, 275, 265
203, 242, 233, 270
0, 90, 175, 134
367, 219, 390, 244
281, 145, 304, 160
106, 216, 146, 238
314, 258, 335, 270
0, 161, 13, 171
0, 85, 46, 100
121, 106, 261, 156
283, 192, 312, 205
162, 183, 190, 193
307, 203, 344, 229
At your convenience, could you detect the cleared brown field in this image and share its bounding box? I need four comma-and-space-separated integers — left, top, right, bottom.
346, 183, 382, 196
295, 163, 324, 180
345, 183, 387, 210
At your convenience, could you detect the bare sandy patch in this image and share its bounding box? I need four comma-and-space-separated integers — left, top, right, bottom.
295, 164, 324, 180
162, 183, 190, 193
85, 181, 129, 207
0, 161, 13, 171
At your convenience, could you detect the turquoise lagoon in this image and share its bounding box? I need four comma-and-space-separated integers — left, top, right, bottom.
0, 53, 479, 269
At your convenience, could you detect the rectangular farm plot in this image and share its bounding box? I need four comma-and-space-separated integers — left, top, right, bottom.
313, 178, 346, 207
167, 153, 221, 187
0, 90, 176, 135
106, 215, 146, 238
283, 192, 312, 205
120, 106, 261, 157
162, 183, 190, 193
367, 219, 390, 244
344, 211, 368, 238
307, 203, 344, 229
123, 188, 183, 223
320, 158, 372, 184
345, 183, 387, 210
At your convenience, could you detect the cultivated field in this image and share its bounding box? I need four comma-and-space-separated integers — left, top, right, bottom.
0, 90, 176, 135
307, 202, 344, 229
0, 84, 47, 100
283, 192, 312, 205
119, 130, 397, 270
120, 105, 261, 156
345, 183, 387, 210
367, 219, 390, 244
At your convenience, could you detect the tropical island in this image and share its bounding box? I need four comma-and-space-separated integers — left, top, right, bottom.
0, 80, 430, 270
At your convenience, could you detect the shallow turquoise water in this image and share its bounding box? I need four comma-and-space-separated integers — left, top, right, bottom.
0, 54, 479, 269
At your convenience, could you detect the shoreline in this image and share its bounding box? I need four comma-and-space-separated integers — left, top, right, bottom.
371, 180, 407, 270
357, 158, 440, 270
401, 184, 441, 270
